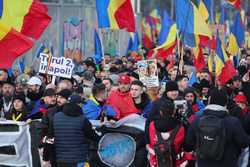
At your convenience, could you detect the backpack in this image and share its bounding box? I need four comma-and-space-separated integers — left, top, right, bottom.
154, 124, 180, 167
197, 114, 226, 160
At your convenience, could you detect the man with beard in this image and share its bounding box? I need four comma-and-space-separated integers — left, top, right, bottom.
0, 81, 15, 117
27, 76, 43, 112
130, 80, 152, 118
42, 89, 72, 167
27, 88, 57, 119
145, 81, 179, 145
107, 74, 139, 119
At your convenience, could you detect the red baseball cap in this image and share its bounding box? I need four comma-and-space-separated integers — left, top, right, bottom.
234, 94, 247, 104
118, 75, 131, 84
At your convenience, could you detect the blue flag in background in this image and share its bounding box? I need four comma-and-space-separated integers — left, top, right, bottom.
94, 30, 103, 64
188, 71, 198, 86
126, 32, 140, 54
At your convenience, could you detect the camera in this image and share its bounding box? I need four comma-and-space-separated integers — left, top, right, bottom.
174, 100, 187, 111
174, 100, 189, 125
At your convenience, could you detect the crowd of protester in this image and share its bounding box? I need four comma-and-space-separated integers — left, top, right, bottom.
0, 49, 250, 167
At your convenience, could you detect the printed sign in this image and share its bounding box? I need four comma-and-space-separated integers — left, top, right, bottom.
39, 53, 75, 78
98, 133, 136, 167
137, 59, 159, 87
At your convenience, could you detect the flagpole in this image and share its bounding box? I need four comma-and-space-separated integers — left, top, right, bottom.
98, 28, 107, 73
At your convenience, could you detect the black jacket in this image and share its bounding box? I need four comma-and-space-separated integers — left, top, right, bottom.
53, 103, 101, 163
185, 104, 250, 167
145, 94, 173, 144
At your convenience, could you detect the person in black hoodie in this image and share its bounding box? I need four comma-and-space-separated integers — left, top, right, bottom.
52, 97, 101, 167
130, 80, 153, 118
145, 81, 179, 144
185, 89, 250, 167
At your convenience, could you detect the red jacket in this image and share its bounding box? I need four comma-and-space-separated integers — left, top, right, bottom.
148, 122, 193, 167
107, 90, 140, 119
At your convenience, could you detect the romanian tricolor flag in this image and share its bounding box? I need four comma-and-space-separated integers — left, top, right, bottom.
141, 18, 153, 49
226, 0, 241, 9
215, 35, 236, 84
153, 11, 177, 59
193, 47, 205, 72
0, 0, 51, 39
176, 0, 211, 47
96, 0, 135, 32
0, 21, 33, 68
228, 12, 245, 55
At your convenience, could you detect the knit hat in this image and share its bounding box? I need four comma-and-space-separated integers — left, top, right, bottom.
184, 88, 196, 96
57, 89, 72, 99
199, 79, 210, 89
233, 94, 247, 104
165, 81, 179, 92
209, 89, 227, 106
43, 88, 56, 97
13, 94, 26, 104
232, 75, 242, 82
68, 94, 82, 104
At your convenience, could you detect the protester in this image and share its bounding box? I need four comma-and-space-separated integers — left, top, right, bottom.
41, 89, 72, 167
185, 89, 250, 167
107, 74, 139, 119
26, 76, 43, 111
0, 81, 15, 115
52, 98, 101, 167
83, 83, 117, 120
130, 80, 152, 118
5, 94, 27, 121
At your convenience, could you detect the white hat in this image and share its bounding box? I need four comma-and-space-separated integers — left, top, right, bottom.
27, 76, 42, 86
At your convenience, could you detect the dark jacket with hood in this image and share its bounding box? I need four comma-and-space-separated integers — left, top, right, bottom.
145, 94, 173, 144
185, 104, 250, 167
53, 103, 101, 163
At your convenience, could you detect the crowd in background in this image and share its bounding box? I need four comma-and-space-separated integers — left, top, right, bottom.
0, 48, 250, 167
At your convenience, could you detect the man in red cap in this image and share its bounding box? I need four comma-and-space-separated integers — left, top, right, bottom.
107, 74, 139, 119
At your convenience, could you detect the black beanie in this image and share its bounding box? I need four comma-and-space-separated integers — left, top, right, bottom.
13, 94, 26, 104
199, 79, 210, 89
165, 81, 179, 92
209, 89, 227, 106
57, 89, 72, 99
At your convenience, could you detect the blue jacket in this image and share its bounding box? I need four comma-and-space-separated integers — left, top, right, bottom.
194, 99, 205, 117
82, 95, 117, 120
141, 101, 153, 118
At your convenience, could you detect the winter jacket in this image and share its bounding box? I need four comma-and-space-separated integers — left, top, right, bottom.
145, 94, 173, 144
82, 95, 117, 120
242, 81, 250, 104
53, 103, 100, 163
107, 90, 140, 119
134, 93, 153, 118
185, 104, 250, 167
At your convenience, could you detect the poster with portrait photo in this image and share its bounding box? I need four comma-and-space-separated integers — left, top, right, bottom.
137, 59, 159, 87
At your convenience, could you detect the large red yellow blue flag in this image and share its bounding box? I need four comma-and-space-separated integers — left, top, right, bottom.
96, 0, 135, 32
153, 11, 176, 59
176, 0, 211, 47
0, 22, 33, 68
0, 0, 51, 39
0, 0, 51, 68
215, 34, 236, 84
